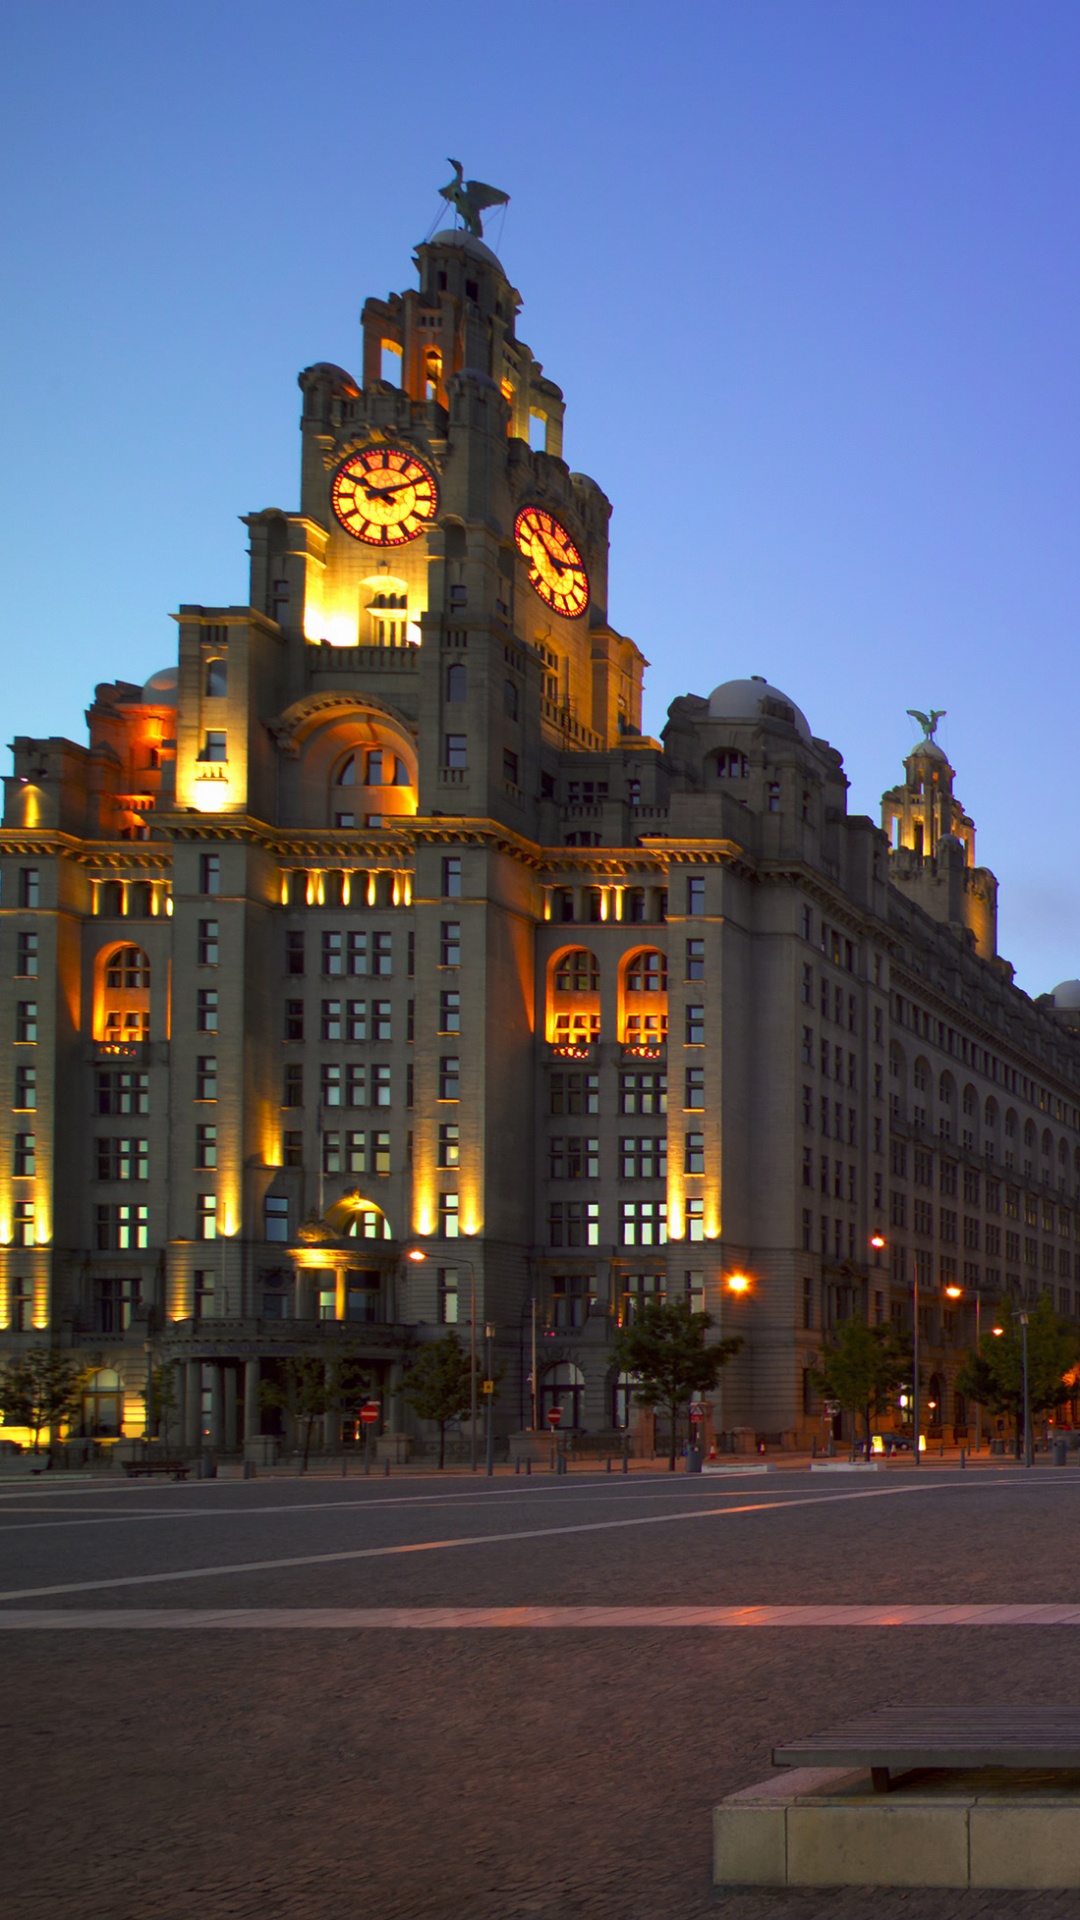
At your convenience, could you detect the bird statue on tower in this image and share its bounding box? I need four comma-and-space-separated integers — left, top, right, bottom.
907, 708, 946, 743
439, 160, 509, 239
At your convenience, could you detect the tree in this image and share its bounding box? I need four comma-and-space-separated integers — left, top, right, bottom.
612, 1298, 742, 1471
403, 1332, 474, 1468
955, 1296, 1080, 1456
143, 1364, 178, 1448
810, 1317, 908, 1455
260, 1354, 369, 1469
0, 1347, 90, 1453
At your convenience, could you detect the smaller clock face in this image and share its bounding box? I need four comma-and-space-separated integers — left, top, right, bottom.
514, 507, 590, 619
331, 446, 439, 545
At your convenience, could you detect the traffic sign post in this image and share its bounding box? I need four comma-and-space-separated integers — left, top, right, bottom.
359, 1400, 379, 1475
547, 1404, 562, 1472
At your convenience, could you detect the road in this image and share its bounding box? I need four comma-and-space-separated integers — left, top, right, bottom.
3, 1462, 1080, 1920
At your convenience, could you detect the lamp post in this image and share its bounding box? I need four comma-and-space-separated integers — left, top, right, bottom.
484, 1321, 495, 1476
1018, 1310, 1033, 1468
718, 1270, 750, 1442
405, 1245, 478, 1471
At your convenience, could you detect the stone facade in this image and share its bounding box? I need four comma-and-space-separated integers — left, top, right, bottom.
3, 218, 1080, 1455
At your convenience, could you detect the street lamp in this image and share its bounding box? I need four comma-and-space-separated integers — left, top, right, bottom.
717, 1270, 751, 1439
945, 1281, 986, 1453
872, 1235, 920, 1463
406, 1245, 479, 1471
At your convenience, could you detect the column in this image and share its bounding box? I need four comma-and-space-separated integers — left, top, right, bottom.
244, 1358, 262, 1440
223, 1366, 238, 1451
334, 1264, 347, 1321
185, 1361, 202, 1449
323, 1364, 338, 1452
207, 1363, 224, 1450
171, 1362, 186, 1452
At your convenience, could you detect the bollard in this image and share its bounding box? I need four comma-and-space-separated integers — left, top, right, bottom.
384, 1458, 390, 1478
242, 1459, 256, 1481
606, 1456, 612, 1473
811, 1436, 817, 1460
526, 1457, 531, 1476
622, 1452, 629, 1475
959, 1449, 966, 1469
1054, 1439, 1068, 1467
514, 1456, 520, 1475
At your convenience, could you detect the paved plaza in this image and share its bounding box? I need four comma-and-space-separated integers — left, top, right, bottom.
4, 1462, 1080, 1919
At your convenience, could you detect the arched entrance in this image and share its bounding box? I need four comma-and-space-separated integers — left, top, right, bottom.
539, 1362, 584, 1430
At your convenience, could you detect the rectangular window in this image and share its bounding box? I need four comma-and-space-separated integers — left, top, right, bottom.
684, 1131, 705, 1175
803, 1276, 814, 1329
686, 876, 705, 916
372, 1064, 391, 1107
685, 1005, 705, 1045
685, 1066, 704, 1110
438, 1268, 459, 1324
94, 1136, 148, 1181
346, 1129, 366, 1173
371, 932, 392, 977
503, 749, 519, 785
19, 868, 40, 909
322, 1131, 342, 1176
440, 921, 461, 967
346, 1063, 366, 1107
685, 938, 704, 981
199, 854, 221, 895
202, 731, 227, 762
321, 1064, 343, 1109
438, 1122, 460, 1168
197, 988, 219, 1033
16, 1002, 37, 1042
285, 930, 305, 976
198, 919, 219, 966
283, 1130, 303, 1168
95, 1069, 148, 1115
16, 932, 38, 977
13, 1201, 35, 1247
196, 1055, 218, 1100
439, 1191, 460, 1237
548, 1201, 600, 1248
685, 1197, 705, 1241
321, 999, 342, 1042
549, 1135, 601, 1179
13, 1132, 35, 1178
620, 1199, 668, 1246
371, 1130, 391, 1175
196, 1194, 218, 1241
940, 1209, 958, 1243
442, 856, 462, 897
195, 1124, 217, 1170
619, 1072, 668, 1116
193, 1271, 215, 1319
371, 999, 392, 1042
95, 1203, 149, 1251
940, 1161, 958, 1196
616, 1135, 666, 1180
15, 1064, 36, 1110
438, 989, 461, 1034
439, 1056, 460, 1100
282, 1062, 303, 1107
551, 1070, 600, 1116
264, 1196, 289, 1243
444, 734, 467, 769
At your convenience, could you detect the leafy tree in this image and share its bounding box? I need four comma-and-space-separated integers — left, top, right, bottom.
955, 1296, 1080, 1455
612, 1298, 742, 1471
260, 1354, 369, 1469
403, 1332, 474, 1468
0, 1347, 90, 1453
810, 1317, 908, 1454
143, 1364, 179, 1447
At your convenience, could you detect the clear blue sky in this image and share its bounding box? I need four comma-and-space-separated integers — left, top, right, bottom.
3, 0, 1079, 994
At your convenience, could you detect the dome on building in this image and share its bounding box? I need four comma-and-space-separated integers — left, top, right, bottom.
707, 675, 811, 742
142, 666, 178, 704
1051, 980, 1080, 1010
906, 737, 950, 763
423, 228, 505, 274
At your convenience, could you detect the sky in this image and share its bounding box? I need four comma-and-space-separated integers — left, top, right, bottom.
2, 0, 1080, 993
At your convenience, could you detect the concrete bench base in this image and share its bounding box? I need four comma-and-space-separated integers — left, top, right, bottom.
714, 1765, 1080, 1889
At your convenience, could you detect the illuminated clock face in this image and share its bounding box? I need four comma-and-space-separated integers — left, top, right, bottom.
514, 507, 590, 619
331, 446, 439, 546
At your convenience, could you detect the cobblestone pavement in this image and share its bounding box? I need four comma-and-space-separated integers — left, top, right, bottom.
3, 1466, 1080, 1920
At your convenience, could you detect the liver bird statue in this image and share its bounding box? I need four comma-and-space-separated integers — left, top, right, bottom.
907, 707, 946, 742
439, 160, 509, 239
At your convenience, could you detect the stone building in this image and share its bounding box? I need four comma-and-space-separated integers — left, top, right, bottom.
3, 209, 1080, 1456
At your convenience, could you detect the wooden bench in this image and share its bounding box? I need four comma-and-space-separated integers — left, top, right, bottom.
773, 1706, 1080, 1794
121, 1459, 191, 1481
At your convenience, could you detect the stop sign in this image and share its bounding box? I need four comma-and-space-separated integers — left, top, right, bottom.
359, 1402, 380, 1425
546, 1407, 563, 1428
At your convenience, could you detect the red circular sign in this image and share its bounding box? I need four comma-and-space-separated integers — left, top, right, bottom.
359, 1403, 380, 1425
546, 1408, 563, 1428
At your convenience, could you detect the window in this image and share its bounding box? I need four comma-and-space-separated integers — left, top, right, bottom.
439, 1191, 460, 1237
626, 951, 666, 993
19, 869, 40, 909
16, 932, 38, 977
437, 989, 461, 1035
283, 1131, 303, 1168
685, 939, 704, 980
442, 857, 462, 897
439, 1268, 459, 1324
548, 1201, 600, 1247
199, 854, 221, 894
193, 1271, 215, 1320
940, 1161, 958, 1197
440, 921, 461, 967
620, 1071, 667, 1115
372, 1000, 392, 1041
503, 749, 519, 786
195, 1124, 217, 1170
264, 1196, 289, 1243
504, 679, 519, 721
197, 988, 219, 1033
95, 1069, 147, 1115
439, 1057, 460, 1100
619, 1136, 666, 1180
446, 663, 467, 702
322, 1131, 342, 1176
684, 1132, 705, 1174
685, 1005, 704, 1045
341, 999, 365, 1042
685, 1066, 704, 1110
12, 1201, 35, 1247
198, 919, 219, 966
196, 1056, 218, 1100
550, 1071, 600, 1115
286, 931, 305, 975
372, 933, 392, 977
196, 1194, 218, 1241
550, 1136, 601, 1179
322, 1064, 343, 1108
370, 1064, 390, 1107
15, 1064, 36, 1110
94, 1137, 148, 1181
201, 731, 227, 762
93, 1278, 140, 1335
16, 1002, 37, 1042
96, 1203, 149, 1250
767, 782, 780, 812
620, 1199, 667, 1246
282, 1062, 303, 1107
13, 1133, 35, 1178
438, 1122, 460, 1168
370, 1131, 390, 1175
686, 876, 705, 916
320, 1000, 342, 1043
444, 734, 467, 769
346, 1063, 366, 1106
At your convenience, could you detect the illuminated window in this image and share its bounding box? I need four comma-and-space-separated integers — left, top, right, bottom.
619, 1137, 666, 1180
96, 1203, 148, 1250
620, 1200, 667, 1246
372, 1064, 391, 1106
15, 1064, 36, 1109
619, 1071, 667, 1115
196, 1056, 218, 1101
440, 922, 461, 967
197, 989, 219, 1033
201, 731, 227, 762
96, 1069, 147, 1115
684, 1067, 704, 1110
684, 1132, 705, 1175
439, 1057, 460, 1100
195, 1125, 217, 1170
16, 932, 38, 977
438, 1268, 459, 1323
12, 1201, 35, 1247
196, 1194, 218, 1241
439, 1191, 460, 1237
685, 1198, 705, 1241
95, 1137, 148, 1181
438, 1122, 460, 1168
439, 990, 460, 1034
13, 1132, 35, 1177
199, 854, 220, 894
198, 919, 219, 966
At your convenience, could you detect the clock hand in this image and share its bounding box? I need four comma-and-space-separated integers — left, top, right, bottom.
358, 477, 417, 501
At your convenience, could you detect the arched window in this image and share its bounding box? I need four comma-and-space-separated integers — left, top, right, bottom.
97, 944, 151, 1044
336, 755, 357, 787
913, 1060, 929, 1093
446, 663, 467, 703
621, 949, 668, 1047
540, 1362, 584, 1430
548, 948, 600, 1046
938, 1074, 954, 1105
205, 658, 228, 698
82, 1368, 123, 1438
1024, 1119, 1037, 1149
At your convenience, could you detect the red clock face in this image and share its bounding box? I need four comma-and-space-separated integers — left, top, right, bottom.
331, 446, 439, 546
514, 507, 590, 619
